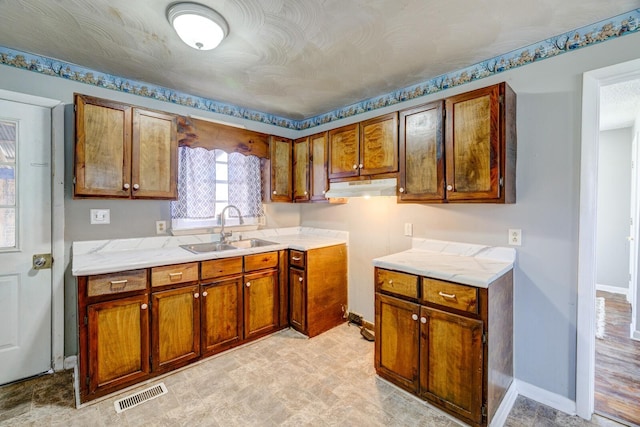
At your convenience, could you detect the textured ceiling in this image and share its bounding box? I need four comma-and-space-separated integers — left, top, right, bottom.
600, 79, 640, 131
0, 0, 639, 120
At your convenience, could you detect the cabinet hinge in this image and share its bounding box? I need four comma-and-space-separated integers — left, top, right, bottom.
499, 95, 504, 105
482, 332, 487, 344
84, 315, 88, 326
442, 108, 446, 119
74, 104, 77, 112
499, 176, 504, 187
73, 176, 77, 185
482, 404, 487, 417
85, 376, 89, 386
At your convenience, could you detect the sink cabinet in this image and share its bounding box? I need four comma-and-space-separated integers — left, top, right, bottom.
288, 244, 348, 337
374, 267, 513, 427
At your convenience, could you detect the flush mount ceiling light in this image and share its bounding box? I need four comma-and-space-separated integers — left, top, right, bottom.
167, 2, 229, 50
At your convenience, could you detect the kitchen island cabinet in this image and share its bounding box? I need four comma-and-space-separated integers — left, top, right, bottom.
373, 239, 515, 427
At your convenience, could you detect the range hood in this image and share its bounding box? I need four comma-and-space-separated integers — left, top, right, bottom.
324, 178, 398, 198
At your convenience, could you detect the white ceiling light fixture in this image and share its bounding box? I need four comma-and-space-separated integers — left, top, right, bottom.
167, 2, 229, 51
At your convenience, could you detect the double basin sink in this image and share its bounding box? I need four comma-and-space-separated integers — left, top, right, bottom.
180, 238, 278, 254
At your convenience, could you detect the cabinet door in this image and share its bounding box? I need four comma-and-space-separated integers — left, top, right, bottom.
131, 108, 178, 199
374, 293, 420, 393
360, 113, 398, 176
151, 285, 200, 372
87, 294, 149, 394
270, 136, 292, 202
328, 123, 359, 179
445, 84, 501, 201
419, 306, 484, 424
244, 269, 279, 340
289, 268, 306, 333
399, 102, 444, 201
293, 137, 310, 202
309, 132, 329, 201
201, 276, 243, 355
74, 94, 132, 198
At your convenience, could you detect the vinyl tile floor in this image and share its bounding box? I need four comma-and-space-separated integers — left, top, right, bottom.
0, 323, 628, 426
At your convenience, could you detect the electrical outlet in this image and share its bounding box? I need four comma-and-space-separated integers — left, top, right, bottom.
90, 209, 110, 225
508, 229, 522, 246
404, 223, 413, 236
347, 312, 363, 326
156, 220, 167, 234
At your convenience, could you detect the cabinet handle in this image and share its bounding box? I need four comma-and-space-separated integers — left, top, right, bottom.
438, 291, 456, 299
446, 184, 453, 191
272, 190, 277, 195
322, 190, 326, 194
110, 279, 128, 291
169, 272, 183, 280
246, 282, 251, 287
202, 291, 208, 297
292, 256, 301, 261
298, 277, 303, 282
359, 164, 363, 169
123, 183, 130, 190
133, 183, 140, 190
420, 317, 427, 324
141, 303, 148, 310
352, 164, 358, 170
194, 293, 199, 299
399, 187, 404, 193
304, 191, 308, 195
110, 279, 128, 285
411, 313, 418, 321
388, 279, 393, 285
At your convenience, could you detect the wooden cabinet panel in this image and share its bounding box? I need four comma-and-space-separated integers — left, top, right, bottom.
244, 251, 278, 272
360, 112, 398, 176
328, 123, 359, 179
151, 262, 198, 287
201, 276, 243, 355
151, 285, 200, 372
201, 257, 243, 280
131, 108, 177, 199
420, 306, 484, 424
375, 269, 419, 299
422, 278, 478, 314
399, 101, 444, 201
309, 132, 329, 201
289, 268, 306, 332
87, 269, 147, 297
74, 95, 131, 197
293, 137, 310, 202
270, 136, 292, 202
374, 294, 420, 393
244, 269, 279, 340
87, 294, 149, 393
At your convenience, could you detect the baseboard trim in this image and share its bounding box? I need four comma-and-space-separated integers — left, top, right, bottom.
490, 380, 518, 427
516, 379, 576, 416
596, 284, 629, 300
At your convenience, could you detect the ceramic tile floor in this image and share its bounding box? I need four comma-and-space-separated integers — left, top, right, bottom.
0, 324, 628, 426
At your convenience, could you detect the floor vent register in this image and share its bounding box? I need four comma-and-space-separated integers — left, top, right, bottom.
113, 383, 168, 413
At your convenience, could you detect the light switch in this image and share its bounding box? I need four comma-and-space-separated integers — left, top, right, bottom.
90, 209, 110, 225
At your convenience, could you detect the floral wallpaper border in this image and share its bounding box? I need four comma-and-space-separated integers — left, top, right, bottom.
1, 8, 638, 130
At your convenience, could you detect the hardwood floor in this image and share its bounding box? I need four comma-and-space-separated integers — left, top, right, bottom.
595, 291, 640, 426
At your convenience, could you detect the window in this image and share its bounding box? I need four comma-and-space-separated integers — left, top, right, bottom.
0, 121, 17, 249
171, 146, 264, 230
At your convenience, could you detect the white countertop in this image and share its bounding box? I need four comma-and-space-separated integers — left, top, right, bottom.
372, 238, 515, 288
72, 227, 348, 276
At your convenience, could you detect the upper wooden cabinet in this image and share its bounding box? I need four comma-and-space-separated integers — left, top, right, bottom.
398, 101, 445, 202
269, 136, 293, 202
293, 132, 329, 202
328, 113, 398, 180
74, 94, 178, 199
444, 82, 516, 203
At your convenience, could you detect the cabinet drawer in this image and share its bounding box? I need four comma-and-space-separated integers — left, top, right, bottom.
151, 262, 199, 287
201, 257, 243, 280
289, 250, 305, 268
244, 251, 278, 272
87, 269, 147, 297
376, 269, 419, 299
422, 278, 478, 314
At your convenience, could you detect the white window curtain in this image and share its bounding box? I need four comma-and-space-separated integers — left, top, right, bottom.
171, 146, 263, 223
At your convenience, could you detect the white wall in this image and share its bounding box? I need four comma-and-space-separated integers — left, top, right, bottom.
0, 29, 639, 402
596, 128, 633, 291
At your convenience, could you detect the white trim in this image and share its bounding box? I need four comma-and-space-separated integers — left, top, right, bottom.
595, 283, 630, 299
63, 355, 77, 370
489, 381, 518, 427
516, 379, 577, 416
0, 89, 65, 372
577, 57, 640, 421
633, 329, 640, 341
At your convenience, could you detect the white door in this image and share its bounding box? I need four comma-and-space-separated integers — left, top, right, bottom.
0, 99, 52, 385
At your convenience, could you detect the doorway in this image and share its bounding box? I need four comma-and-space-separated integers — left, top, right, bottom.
577, 58, 640, 422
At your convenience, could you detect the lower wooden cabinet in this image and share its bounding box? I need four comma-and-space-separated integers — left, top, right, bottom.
85, 293, 150, 397
244, 269, 279, 339
201, 275, 243, 356
289, 267, 306, 332
151, 284, 200, 372
375, 268, 513, 427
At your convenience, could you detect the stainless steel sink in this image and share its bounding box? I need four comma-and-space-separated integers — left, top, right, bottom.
180, 242, 239, 254
230, 238, 278, 249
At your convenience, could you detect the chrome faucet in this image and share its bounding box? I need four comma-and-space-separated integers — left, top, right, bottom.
219, 205, 244, 243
